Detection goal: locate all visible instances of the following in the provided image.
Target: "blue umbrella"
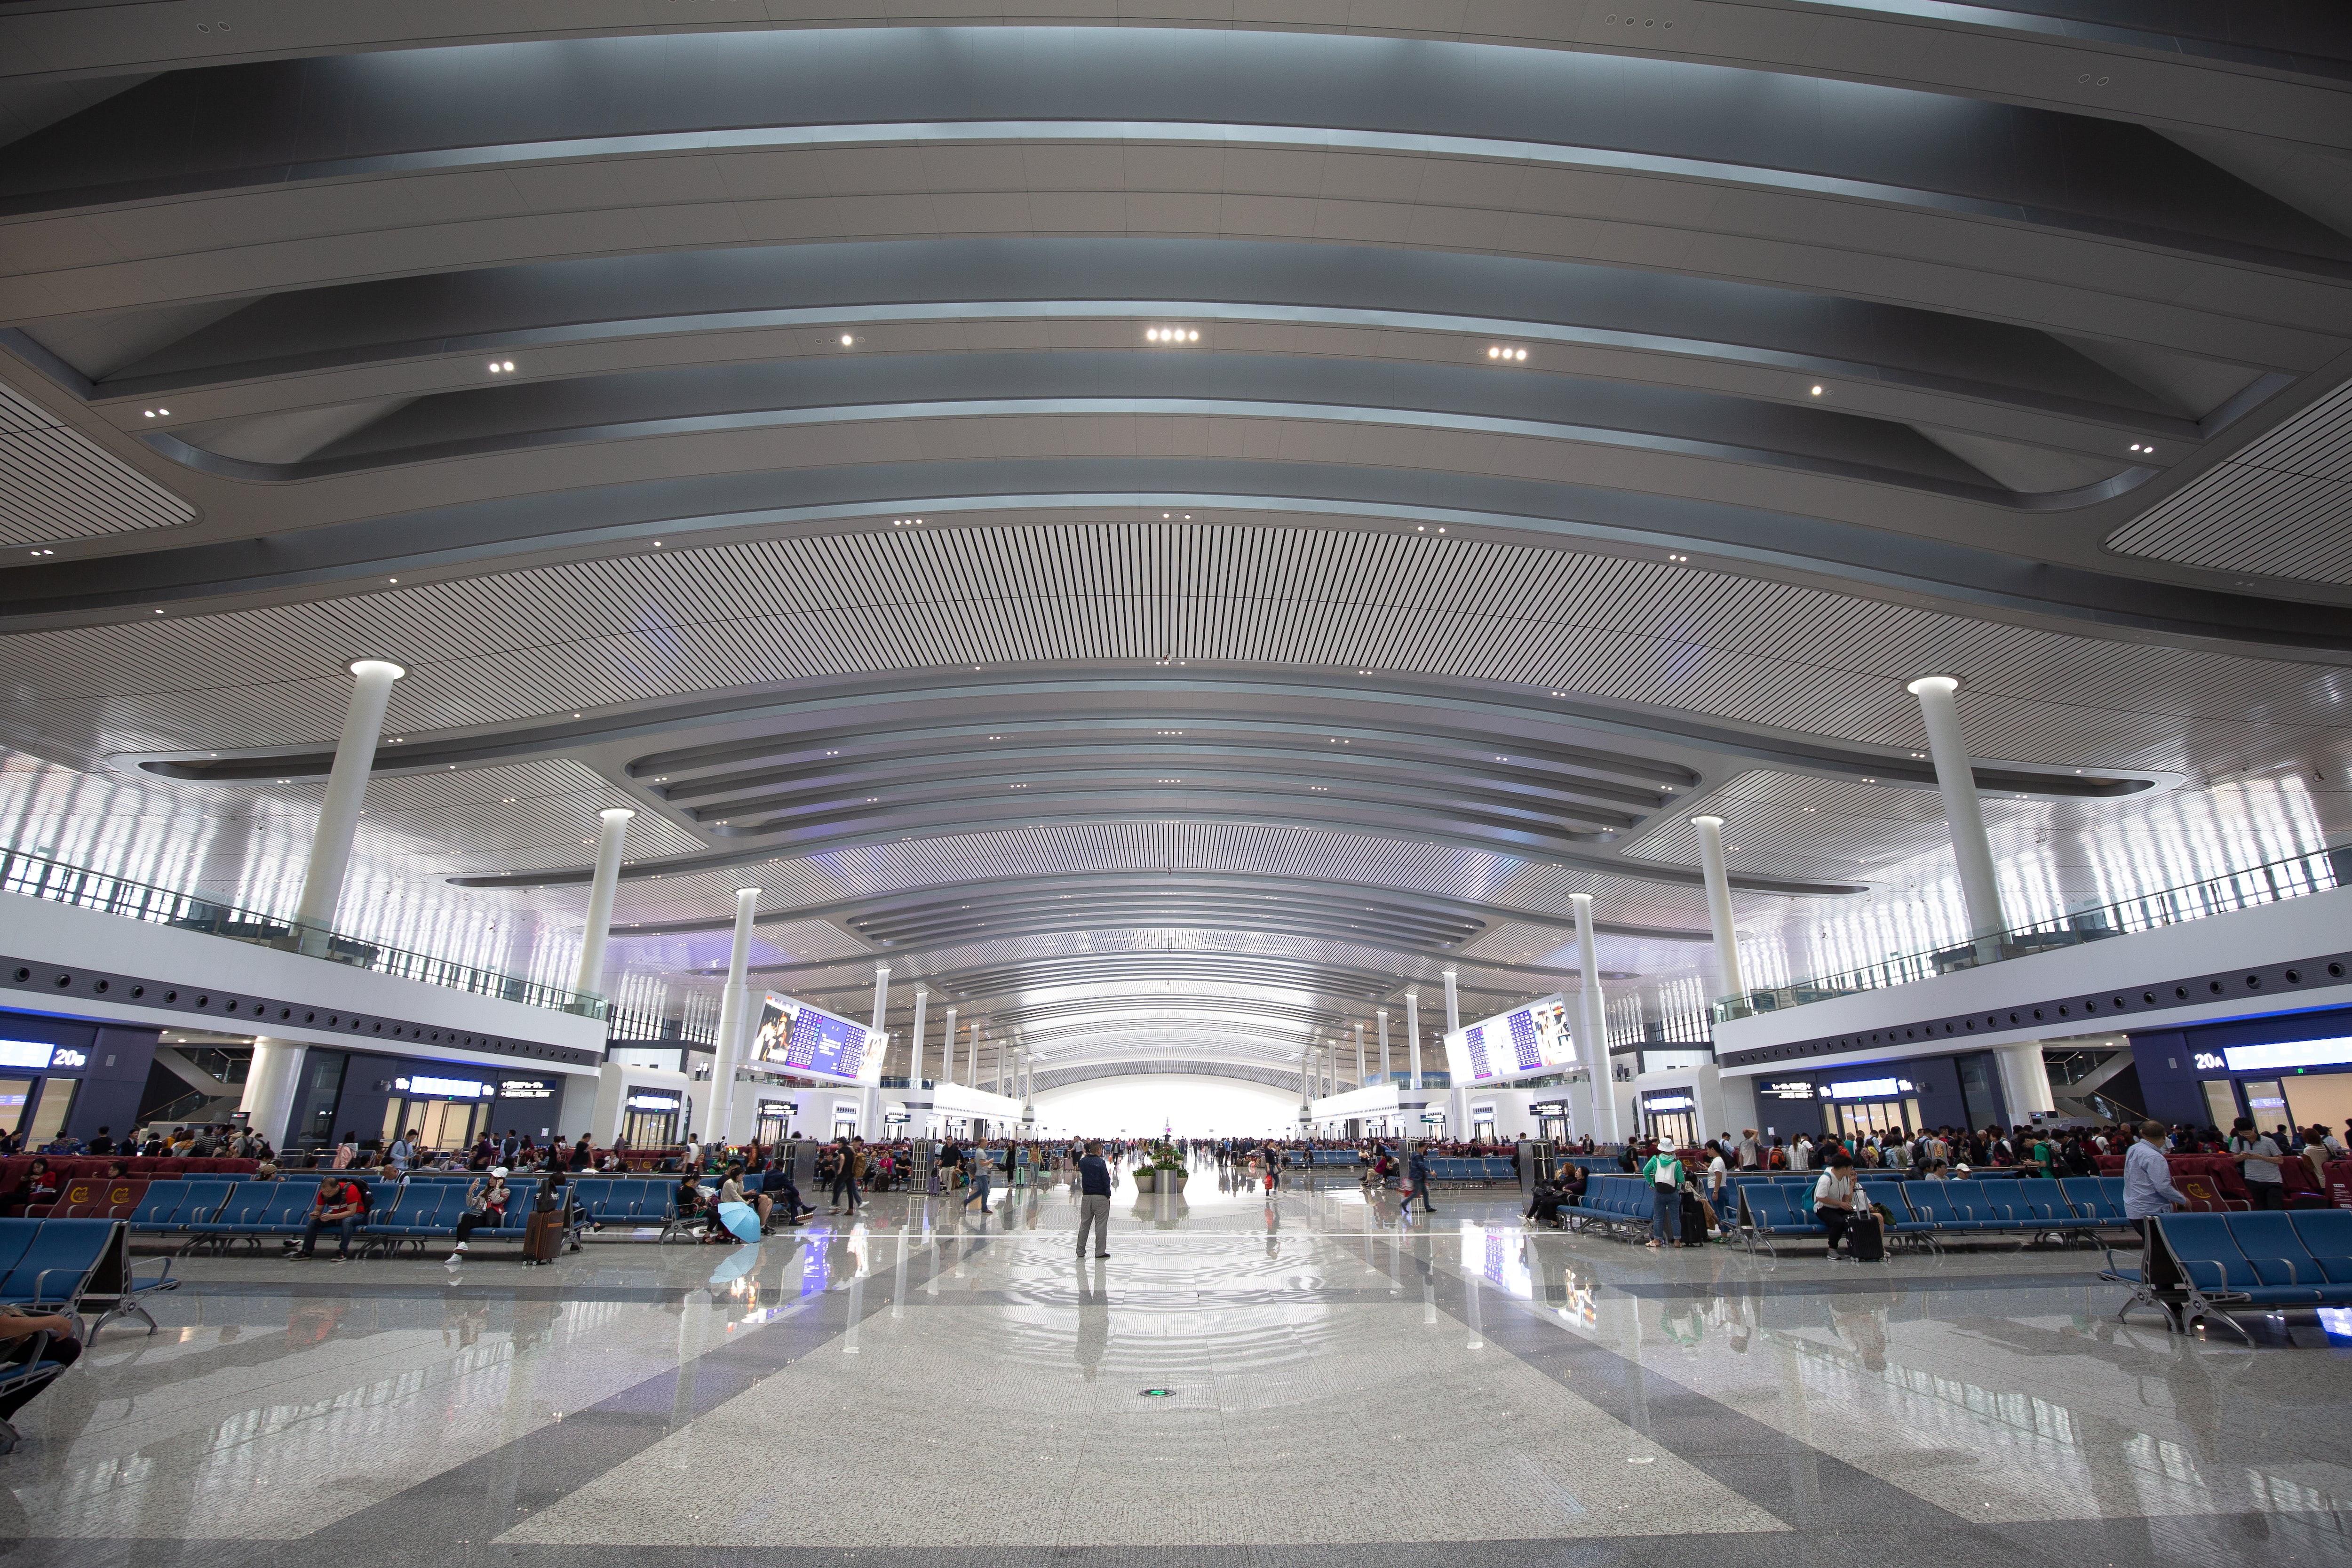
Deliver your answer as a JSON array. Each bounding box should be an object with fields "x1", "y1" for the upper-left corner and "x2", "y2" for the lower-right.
[{"x1": 715, "y1": 1200, "x2": 763, "y2": 1242}]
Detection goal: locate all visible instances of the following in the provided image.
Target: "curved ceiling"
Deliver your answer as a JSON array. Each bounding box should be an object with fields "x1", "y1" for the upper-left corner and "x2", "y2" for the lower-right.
[{"x1": 1, "y1": 2, "x2": 2348, "y2": 1085}]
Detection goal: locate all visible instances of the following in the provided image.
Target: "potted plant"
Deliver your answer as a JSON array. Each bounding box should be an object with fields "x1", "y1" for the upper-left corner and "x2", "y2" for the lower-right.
[{"x1": 1145, "y1": 1140, "x2": 1187, "y2": 1191}]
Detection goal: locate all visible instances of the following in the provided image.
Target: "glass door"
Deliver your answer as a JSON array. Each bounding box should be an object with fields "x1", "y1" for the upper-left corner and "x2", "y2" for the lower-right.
[
  {"x1": 2201, "y1": 1079, "x2": 2240, "y2": 1133},
  {"x1": 1648, "y1": 1108, "x2": 1696, "y2": 1148},
  {"x1": 2241, "y1": 1081, "x2": 2289, "y2": 1137},
  {"x1": 0, "y1": 1078, "x2": 30, "y2": 1136},
  {"x1": 24, "y1": 1078, "x2": 76, "y2": 1147},
  {"x1": 623, "y1": 1107, "x2": 677, "y2": 1148}
]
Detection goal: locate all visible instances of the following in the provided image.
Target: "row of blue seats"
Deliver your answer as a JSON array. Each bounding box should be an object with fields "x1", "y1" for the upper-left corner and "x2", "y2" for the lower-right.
[
  {"x1": 123, "y1": 1176, "x2": 689, "y2": 1254},
  {"x1": 1727, "y1": 1168, "x2": 2027, "y2": 1186},
  {"x1": 0, "y1": 1217, "x2": 175, "y2": 1339},
  {"x1": 1422, "y1": 1157, "x2": 1516, "y2": 1184},
  {"x1": 1738, "y1": 1177, "x2": 2130, "y2": 1256},
  {"x1": 1556, "y1": 1174, "x2": 1661, "y2": 1238},
  {"x1": 2106, "y1": 1210, "x2": 2352, "y2": 1338}
]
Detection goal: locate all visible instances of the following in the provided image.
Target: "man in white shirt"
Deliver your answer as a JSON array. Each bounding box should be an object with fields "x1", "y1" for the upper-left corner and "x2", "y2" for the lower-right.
[
  {"x1": 2228, "y1": 1116, "x2": 2286, "y2": 1210},
  {"x1": 1789, "y1": 1134, "x2": 1812, "y2": 1171},
  {"x1": 1736, "y1": 1130, "x2": 1762, "y2": 1170}
]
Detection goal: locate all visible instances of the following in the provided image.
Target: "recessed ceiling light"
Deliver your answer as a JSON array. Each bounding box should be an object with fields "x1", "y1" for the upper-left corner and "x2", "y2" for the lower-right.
[
  {"x1": 1810, "y1": 385, "x2": 1824, "y2": 396},
  {"x1": 840, "y1": 334, "x2": 855, "y2": 346}
]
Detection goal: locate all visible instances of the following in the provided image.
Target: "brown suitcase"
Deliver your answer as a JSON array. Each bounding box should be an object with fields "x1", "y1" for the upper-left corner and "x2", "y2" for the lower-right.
[{"x1": 524, "y1": 1210, "x2": 565, "y2": 1265}]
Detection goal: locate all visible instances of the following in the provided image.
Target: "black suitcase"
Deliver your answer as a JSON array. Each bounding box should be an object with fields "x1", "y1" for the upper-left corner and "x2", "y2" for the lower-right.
[
  {"x1": 1845, "y1": 1209, "x2": 1885, "y2": 1262},
  {"x1": 1679, "y1": 1190, "x2": 1710, "y2": 1245}
]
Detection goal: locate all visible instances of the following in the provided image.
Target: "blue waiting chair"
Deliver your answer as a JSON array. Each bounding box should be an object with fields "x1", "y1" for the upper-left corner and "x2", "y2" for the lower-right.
[{"x1": 1736, "y1": 1183, "x2": 1827, "y2": 1258}]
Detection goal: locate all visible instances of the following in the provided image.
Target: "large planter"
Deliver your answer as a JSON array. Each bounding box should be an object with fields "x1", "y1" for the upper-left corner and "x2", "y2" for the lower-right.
[{"x1": 1133, "y1": 1168, "x2": 1157, "y2": 1193}]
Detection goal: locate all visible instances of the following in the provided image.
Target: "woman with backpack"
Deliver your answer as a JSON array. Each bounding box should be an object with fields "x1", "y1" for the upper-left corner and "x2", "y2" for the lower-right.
[{"x1": 1640, "y1": 1146, "x2": 1683, "y2": 1247}]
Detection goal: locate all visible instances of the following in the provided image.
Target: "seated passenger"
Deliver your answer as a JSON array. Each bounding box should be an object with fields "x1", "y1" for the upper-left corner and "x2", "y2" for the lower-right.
[
  {"x1": 284, "y1": 1175, "x2": 368, "y2": 1261},
  {"x1": 716, "y1": 1162, "x2": 773, "y2": 1235},
  {"x1": 1523, "y1": 1183, "x2": 1566, "y2": 1228},
  {"x1": 8, "y1": 1159, "x2": 60, "y2": 1215},
  {"x1": 446, "y1": 1170, "x2": 511, "y2": 1264},
  {"x1": 1813, "y1": 1156, "x2": 1859, "y2": 1254},
  {"x1": 0, "y1": 1303, "x2": 80, "y2": 1441}
]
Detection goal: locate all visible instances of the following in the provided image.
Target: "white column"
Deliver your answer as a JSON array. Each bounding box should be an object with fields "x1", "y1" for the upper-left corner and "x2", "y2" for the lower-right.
[
  {"x1": 1573, "y1": 892, "x2": 1619, "y2": 1144},
  {"x1": 968, "y1": 1017, "x2": 981, "y2": 1090},
  {"x1": 697, "y1": 887, "x2": 759, "y2": 1146},
  {"x1": 941, "y1": 1005, "x2": 957, "y2": 1085},
  {"x1": 1694, "y1": 1063, "x2": 1727, "y2": 1145},
  {"x1": 572, "y1": 807, "x2": 634, "y2": 998},
  {"x1": 1688, "y1": 814, "x2": 1748, "y2": 1002},
  {"x1": 1908, "y1": 675, "x2": 2008, "y2": 950},
  {"x1": 589, "y1": 1062, "x2": 626, "y2": 1144},
  {"x1": 236, "y1": 1037, "x2": 306, "y2": 1147},
  {"x1": 1354, "y1": 1022, "x2": 1366, "y2": 1088},
  {"x1": 864, "y1": 966, "x2": 890, "y2": 1133},
  {"x1": 1376, "y1": 1010, "x2": 1391, "y2": 1081},
  {"x1": 1405, "y1": 990, "x2": 1422, "y2": 1093},
  {"x1": 910, "y1": 987, "x2": 930, "y2": 1085},
  {"x1": 1997, "y1": 1043, "x2": 2057, "y2": 1123},
  {"x1": 292, "y1": 659, "x2": 404, "y2": 947},
  {"x1": 1442, "y1": 968, "x2": 1467, "y2": 1137}
]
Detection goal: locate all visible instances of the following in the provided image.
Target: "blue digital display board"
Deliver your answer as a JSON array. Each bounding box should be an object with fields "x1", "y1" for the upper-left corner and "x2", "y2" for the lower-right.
[
  {"x1": 1443, "y1": 994, "x2": 1577, "y2": 1085},
  {"x1": 751, "y1": 992, "x2": 884, "y2": 1085}
]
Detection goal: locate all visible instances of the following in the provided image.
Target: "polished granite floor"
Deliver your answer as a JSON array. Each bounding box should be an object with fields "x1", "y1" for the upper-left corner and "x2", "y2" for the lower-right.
[{"x1": 4, "y1": 1167, "x2": 2348, "y2": 1567}]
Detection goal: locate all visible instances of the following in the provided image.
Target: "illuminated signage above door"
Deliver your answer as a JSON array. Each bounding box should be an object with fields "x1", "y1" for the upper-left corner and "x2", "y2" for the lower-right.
[{"x1": 2221, "y1": 1037, "x2": 2352, "y2": 1073}]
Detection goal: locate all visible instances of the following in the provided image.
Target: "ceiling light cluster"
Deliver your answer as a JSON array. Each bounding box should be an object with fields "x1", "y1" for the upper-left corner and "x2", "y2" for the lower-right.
[
  {"x1": 141, "y1": 407, "x2": 170, "y2": 418},
  {"x1": 1486, "y1": 346, "x2": 1528, "y2": 361},
  {"x1": 890, "y1": 517, "x2": 926, "y2": 527},
  {"x1": 2129, "y1": 442, "x2": 2156, "y2": 454},
  {"x1": 486, "y1": 360, "x2": 516, "y2": 374},
  {"x1": 26, "y1": 548, "x2": 55, "y2": 557},
  {"x1": 1667, "y1": 552, "x2": 1689, "y2": 562},
  {"x1": 1146, "y1": 327, "x2": 1200, "y2": 343}
]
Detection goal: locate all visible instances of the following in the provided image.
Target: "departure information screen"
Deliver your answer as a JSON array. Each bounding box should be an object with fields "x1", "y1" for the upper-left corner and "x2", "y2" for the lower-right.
[
  {"x1": 752, "y1": 992, "x2": 884, "y2": 1085},
  {"x1": 1443, "y1": 994, "x2": 1577, "y2": 1084}
]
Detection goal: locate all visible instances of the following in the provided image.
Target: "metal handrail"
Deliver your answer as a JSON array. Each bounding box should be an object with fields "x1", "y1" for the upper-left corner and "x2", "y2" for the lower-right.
[
  {"x1": 1713, "y1": 846, "x2": 2342, "y2": 1024},
  {"x1": 0, "y1": 846, "x2": 607, "y2": 1019}
]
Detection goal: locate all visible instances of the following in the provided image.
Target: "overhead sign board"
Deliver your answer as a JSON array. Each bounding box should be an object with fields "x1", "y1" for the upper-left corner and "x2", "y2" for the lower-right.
[
  {"x1": 2222, "y1": 1037, "x2": 2352, "y2": 1073},
  {"x1": 1442, "y1": 994, "x2": 1578, "y2": 1086},
  {"x1": 752, "y1": 991, "x2": 886, "y2": 1086},
  {"x1": 0, "y1": 1041, "x2": 55, "y2": 1071}
]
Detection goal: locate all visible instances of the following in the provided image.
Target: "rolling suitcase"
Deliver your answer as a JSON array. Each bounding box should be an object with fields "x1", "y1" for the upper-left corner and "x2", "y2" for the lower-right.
[
  {"x1": 1678, "y1": 1189, "x2": 1710, "y2": 1245},
  {"x1": 1844, "y1": 1209, "x2": 1885, "y2": 1262},
  {"x1": 523, "y1": 1209, "x2": 565, "y2": 1266}
]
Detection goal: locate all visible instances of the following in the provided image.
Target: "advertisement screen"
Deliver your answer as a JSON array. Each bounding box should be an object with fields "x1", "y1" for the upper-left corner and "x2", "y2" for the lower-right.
[
  {"x1": 1442, "y1": 994, "x2": 1577, "y2": 1086},
  {"x1": 751, "y1": 991, "x2": 885, "y2": 1085}
]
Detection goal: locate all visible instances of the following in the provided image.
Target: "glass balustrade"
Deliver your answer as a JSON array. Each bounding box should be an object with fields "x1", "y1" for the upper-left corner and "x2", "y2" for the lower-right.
[
  {"x1": 0, "y1": 845, "x2": 606, "y2": 1019},
  {"x1": 1713, "y1": 846, "x2": 2341, "y2": 1024}
]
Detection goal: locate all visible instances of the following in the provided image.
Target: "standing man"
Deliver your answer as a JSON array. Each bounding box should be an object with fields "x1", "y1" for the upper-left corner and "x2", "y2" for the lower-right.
[
  {"x1": 2227, "y1": 1116, "x2": 2287, "y2": 1210},
  {"x1": 387, "y1": 1128, "x2": 418, "y2": 1174},
  {"x1": 2124, "y1": 1119, "x2": 2187, "y2": 1240},
  {"x1": 1735, "y1": 1128, "x2": 1761, "y2": 1170},
  {"x1": 2123, "y1": 1119, "x2": 2188, "y2": 1289},
  {"x1": 1075, "y1": 1140, "x2": 1113, "y2": 1258}
]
